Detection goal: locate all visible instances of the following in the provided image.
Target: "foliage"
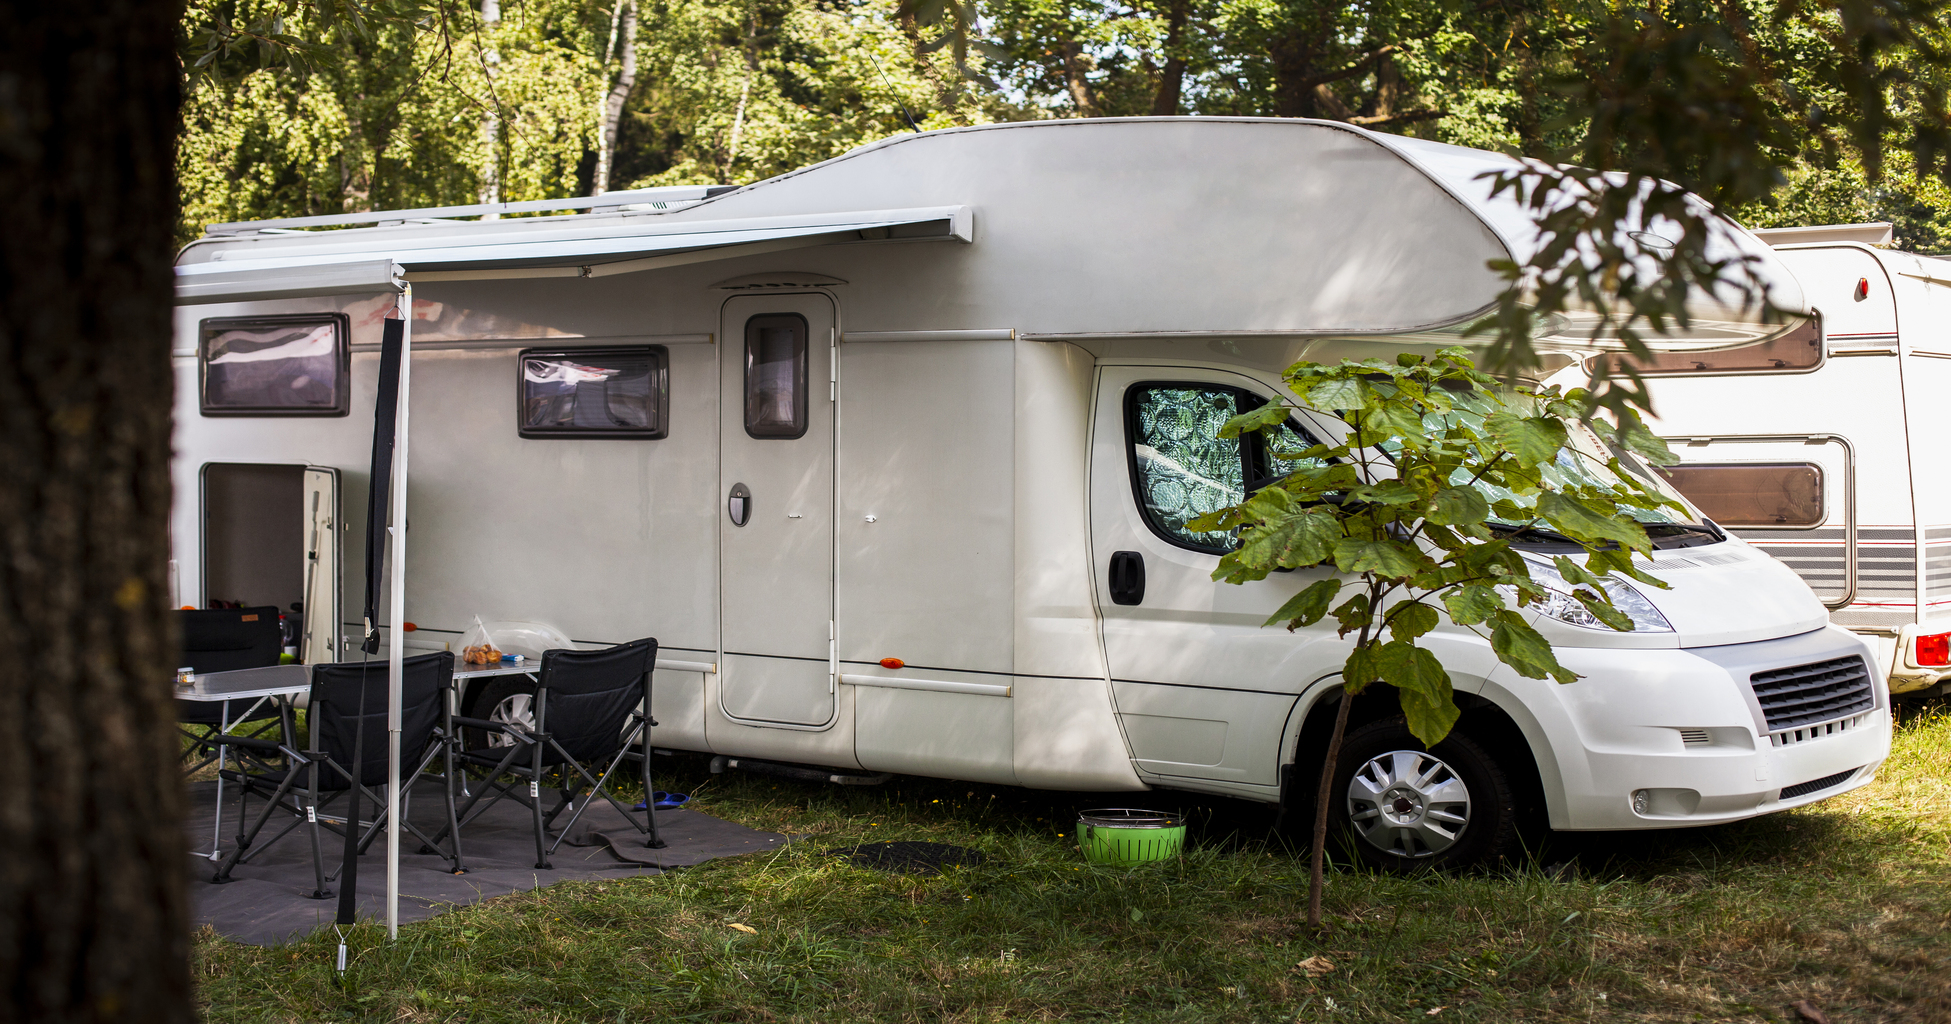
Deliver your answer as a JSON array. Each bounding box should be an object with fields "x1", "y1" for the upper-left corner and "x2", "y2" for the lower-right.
[
  {"x1": 175, "y1": 0, "x2": 992, "y2": 241},
  {"x1": 1460, "y1": 0, "x2": 1951, "y2": 421},
  {"x1": 1190, "y1": 348, "x2": 1679, "y2": 748}
]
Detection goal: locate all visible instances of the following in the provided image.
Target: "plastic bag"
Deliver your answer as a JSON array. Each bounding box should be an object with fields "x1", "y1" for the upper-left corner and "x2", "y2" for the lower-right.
[{"x1": 459, "y1": 616, "x2": 503, "y2": 665}]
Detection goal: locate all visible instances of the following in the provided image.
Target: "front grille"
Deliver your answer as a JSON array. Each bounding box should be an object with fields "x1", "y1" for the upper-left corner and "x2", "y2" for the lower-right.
[
  {"x1": 1749, "y1": 656, "x2": 1875, "y2": 732},
  {"x1": 1779, "y1": 767, "x2": 1861, "y2": 800}
]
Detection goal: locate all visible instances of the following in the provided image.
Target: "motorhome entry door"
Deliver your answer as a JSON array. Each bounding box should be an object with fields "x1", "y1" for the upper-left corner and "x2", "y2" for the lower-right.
[
  {"x1": 718, "y1": 293, "x2": 838, "y2": 727},
  {"x1": 300, "y1": 467, "x2": 340, "y2": 664}
]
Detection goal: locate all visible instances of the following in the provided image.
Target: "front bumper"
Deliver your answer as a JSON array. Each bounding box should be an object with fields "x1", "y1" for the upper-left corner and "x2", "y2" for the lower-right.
[{"x1": 1483, "y1": 625, "x2": 1892, "y2": 831}]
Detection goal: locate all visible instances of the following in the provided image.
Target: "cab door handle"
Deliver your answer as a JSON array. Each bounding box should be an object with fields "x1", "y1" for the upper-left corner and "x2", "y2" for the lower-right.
[{"x1": 1108, "y1": 550, "x2": 1146, "y2": 606}]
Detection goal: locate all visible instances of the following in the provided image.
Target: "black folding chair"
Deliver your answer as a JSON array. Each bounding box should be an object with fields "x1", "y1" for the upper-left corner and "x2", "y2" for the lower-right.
[
  {"x1": 176, "y1": 607, "x2": 286, "y2": 774},
  {"x1": 445, "y1": 638, "x2": 663, "y2": 869},
  {"x1": 212, "y1": 652, "x2": 464, "y2": 895}
]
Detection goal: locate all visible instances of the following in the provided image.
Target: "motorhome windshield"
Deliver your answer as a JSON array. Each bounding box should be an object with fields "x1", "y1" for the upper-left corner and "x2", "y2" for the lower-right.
[{"x1": 1384, "y1": 390, "x2": 1717, "y2": 547}]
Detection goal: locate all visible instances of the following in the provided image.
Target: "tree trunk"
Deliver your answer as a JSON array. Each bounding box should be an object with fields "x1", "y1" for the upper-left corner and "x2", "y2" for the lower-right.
[
  {"x1": 0, "y1": 2, "x2": 194, "y2": 1022},
  {"x1": 593, "y1": 0, "x2": 638, "y2": 195},
  {"x1": 1308, "y1": 594, "x2": 1375, "y2": 931},
  {"x1": 1149, "y1": 0, "x2": 1189, "y2": 116},
  {"x1": 1307, "y1": 680, "x2": 1353, "y2": 930},
  {"x1": 479, "y1": 0, "x2": 503, "y2": 211},
  {"x1": 1062, "y1": 41, "x2": 1100, "y2": 117}
]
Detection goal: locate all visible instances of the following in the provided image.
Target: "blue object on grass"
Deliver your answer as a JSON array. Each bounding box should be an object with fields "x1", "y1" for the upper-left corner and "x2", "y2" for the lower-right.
[{"x1": 634, "y1": 791, "x2": 689, "y2": 811}]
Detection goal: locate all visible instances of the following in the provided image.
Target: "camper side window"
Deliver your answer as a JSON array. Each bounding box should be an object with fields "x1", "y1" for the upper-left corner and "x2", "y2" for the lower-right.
[
  {"x1": 744, "y1": 314, "x2": 808, "y2": 439},
  {"x1": 1599, "y1": 318, "x2": 1823, "y2": 375},
  {"x1": 517, "y1": 346, "x2": 668, "y2": 439},
  {"x1": 1653, "y1": 462, "x2": 1825, "y2": 527},
  {"x1": 199, "y1": 314, "x2": 350, "y2": 417}
]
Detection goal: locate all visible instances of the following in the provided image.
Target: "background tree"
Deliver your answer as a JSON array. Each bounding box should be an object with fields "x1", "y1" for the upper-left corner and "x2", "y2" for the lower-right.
[{"x1": 0, "y1": 1, "x2": 195, "y2": 1021}]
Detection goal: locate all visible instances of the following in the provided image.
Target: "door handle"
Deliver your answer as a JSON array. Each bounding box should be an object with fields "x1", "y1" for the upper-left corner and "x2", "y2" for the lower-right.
[
  {"x1": 1108, "y1": 550, "x2": 1146, "y2": 606},
  {"x1": 728, "y1": 482, "x2": 751, "y2": 527}
]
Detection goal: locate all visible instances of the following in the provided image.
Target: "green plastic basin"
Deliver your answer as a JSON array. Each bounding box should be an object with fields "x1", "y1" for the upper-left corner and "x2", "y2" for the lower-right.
[{"x1": 1077, "y1": 808, "x2": 1185, "y2": 866}]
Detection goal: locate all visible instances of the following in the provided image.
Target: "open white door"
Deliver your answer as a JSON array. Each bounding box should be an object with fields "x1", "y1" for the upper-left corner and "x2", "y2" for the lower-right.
[{"x1": 301, "y1": 466, "x2": 340, "y2": 664}]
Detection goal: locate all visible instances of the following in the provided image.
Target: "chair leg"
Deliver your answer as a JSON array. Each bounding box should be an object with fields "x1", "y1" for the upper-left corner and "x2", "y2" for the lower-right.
[
  {"x1": 442, "y1": 732, "x2": 466, "y2": 873},
  {"x1": 213, "y1": 773, "x2": 302, "y2": 883},
  {"x1": 640, "y1": 725, "x2": 664, "y2": 850},
  {"x1": 304, "y1": 759, "x2": 330, "y2": 898},
  {"x1": 531, "y1": 741, "x2": 550, "y2": 870}
]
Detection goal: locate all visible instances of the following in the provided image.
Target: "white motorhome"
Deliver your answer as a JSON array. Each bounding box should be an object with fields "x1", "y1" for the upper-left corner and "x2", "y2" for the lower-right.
[
  {"x1": 170, "y1": 118, "x2": 1890, "y2": 868},
  {"x1": 1633, "y1": 222, "x2": 1951, "y2": 701}
]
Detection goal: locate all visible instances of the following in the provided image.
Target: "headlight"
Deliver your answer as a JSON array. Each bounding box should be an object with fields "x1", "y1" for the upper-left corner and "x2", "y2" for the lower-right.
[{"x1": 1521, "y1": 557, "x2": 1673, "y2": 633}]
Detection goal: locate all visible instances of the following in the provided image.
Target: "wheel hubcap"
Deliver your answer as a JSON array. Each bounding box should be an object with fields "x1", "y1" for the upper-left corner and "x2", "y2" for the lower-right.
[
  {"x1": 1346, "y1": 749, "x2": 1471, "y2": 858},
  {"x1": 487, "y1": 693, "x2": 534, "y2": 748}
]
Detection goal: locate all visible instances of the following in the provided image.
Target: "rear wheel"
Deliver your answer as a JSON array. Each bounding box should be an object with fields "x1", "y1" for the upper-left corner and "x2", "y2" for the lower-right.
[
  {"x1": 461, "y1": 678, "x2": 537, "y2": 753},
  {"x1": 1330, "y1": 716, "x2": 1517, "y2": 871}
]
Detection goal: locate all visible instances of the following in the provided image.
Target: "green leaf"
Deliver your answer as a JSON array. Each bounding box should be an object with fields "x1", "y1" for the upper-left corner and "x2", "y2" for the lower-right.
[
  {"x1": 1373, "y1": 641, "x2": 1459, "y2": 746},
  {"x1": 1330, "y1": 593, "x2": 1372, "y2": 638},
  {"x1": 1307, "y1": 376, "x2": 1366, "y2": 412},
  {"x1": 1486, "y1": 412, "x2": 1569, "y2": 466},
  {"x1": 1237, "y1": 506, "x2": 1340, "y2": 570},
  {"x1": 1550, "y1": 555, "x2": 1604, "y2": 589},
  {"x1": 1386, "y1": 601, "x2": 1441, "y2": 642},
  {"x1": 1489, "y1": 612, "x2": 1579, "y2": 684},
  {"x1": 1332, "y1": 537, "x2": 1427, "y2": 578},
  {"x1": 1427, "y1": 486, "x2": 1490, "y2": 526},
  {"x1": 1264, "y1": 578, "x2": 1344, "y2": 629},
  {"x1": 1361, "y1": 400, "x2": 1428, "y2": 443},
  {"x1": 1609, "y1": 414, "x2": 1678, "y2": 467},
  {"x1": 1348, "y1": 480, "x2": 1421, "y2": 506},
  {"x1": 1573, "y1": 590, "x2": 1635, "y2": 631},
  {"x1": 1342, "y1": 643, "x2": 1380, "y2": 688},
  {"x1": 1535, "y1": 492, "x2": 1649, "y2": 550},
  {"x1": 1219, "y1": 402, "x2": 1291, "y2": 439},
  {"x1": 1442, "y1": 584, "x2": 1504, "y2": 625}
]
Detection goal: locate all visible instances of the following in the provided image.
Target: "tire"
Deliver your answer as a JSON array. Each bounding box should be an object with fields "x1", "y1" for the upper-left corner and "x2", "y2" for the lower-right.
[
  {"x1": 461, "y1": 677, "x2": 538, "y2": 754},
  {"x1": 1328, "y1": 716, "x2": 1518, "y2": 871}
]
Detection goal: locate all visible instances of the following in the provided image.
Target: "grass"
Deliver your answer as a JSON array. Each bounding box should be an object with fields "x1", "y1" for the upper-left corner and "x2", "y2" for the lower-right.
[{"x1": 194, "y1": 702, "x2": 1951, "y2": 1023}]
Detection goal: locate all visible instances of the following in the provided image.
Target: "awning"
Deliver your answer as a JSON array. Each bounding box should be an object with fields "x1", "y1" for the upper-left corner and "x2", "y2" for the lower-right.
[
  {"x1": 174, "y1": 206, "x2": 971, "y2": 305},
  {"x1": 173, "y1": 259, "x2": 405, "y2": 307}
]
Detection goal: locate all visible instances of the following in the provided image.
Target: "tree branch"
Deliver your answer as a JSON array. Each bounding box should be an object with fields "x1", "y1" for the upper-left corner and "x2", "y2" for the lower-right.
[{"x1": 1289, "y1": 44, "x2": 1399, "y2": 91}]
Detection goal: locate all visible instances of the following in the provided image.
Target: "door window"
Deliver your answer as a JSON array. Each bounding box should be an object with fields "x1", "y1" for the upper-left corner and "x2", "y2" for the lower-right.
[
  {"x1": 1126, "y1": 383, "x2": 1325, "y2": 553},
  {"x1": 743, "y1": 314, "x2": 808, "y2": 439}
]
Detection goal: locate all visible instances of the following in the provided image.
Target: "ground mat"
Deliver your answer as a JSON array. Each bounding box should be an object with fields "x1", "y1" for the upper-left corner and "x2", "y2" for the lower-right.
[
  {"x1": 829, "y1": 841, "x2": 988, "y2": 875},
  {"x1": 185, "y1": 776, "x2": 785, "y2": 946}
]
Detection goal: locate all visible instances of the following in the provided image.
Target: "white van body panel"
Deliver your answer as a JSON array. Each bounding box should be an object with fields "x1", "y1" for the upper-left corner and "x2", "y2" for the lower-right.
[{"x1": 171, "y1": 118, "x2": 1881, "y2": 833}]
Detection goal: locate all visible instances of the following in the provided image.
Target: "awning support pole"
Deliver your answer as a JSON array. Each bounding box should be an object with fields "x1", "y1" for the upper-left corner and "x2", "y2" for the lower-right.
[{"x1": 386, "y1": 283, "x2": 412, "y2": 940}]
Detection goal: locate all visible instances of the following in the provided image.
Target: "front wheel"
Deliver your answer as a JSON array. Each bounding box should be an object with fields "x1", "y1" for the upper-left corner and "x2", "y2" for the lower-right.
[{"x1": 1329, "y1": 716, "x2": 1518, "y2": 871}]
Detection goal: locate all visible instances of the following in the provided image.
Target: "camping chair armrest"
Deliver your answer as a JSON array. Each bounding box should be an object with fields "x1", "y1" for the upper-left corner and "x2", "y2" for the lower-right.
[
  {"x1": 214, "y1": 734, "x2": 284, "y2": 755},
  {"x1": 451, "y1": 715, "x2": 542, "y2": 742}
]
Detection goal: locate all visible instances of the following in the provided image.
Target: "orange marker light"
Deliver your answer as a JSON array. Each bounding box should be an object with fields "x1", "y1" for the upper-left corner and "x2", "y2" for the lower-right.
[
  {"x1": 402, "y1": 621, "x2": 418, "y2": 632},
  {"x1": 879, "y1": 658, "x2": 905, "y2": 670}
]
